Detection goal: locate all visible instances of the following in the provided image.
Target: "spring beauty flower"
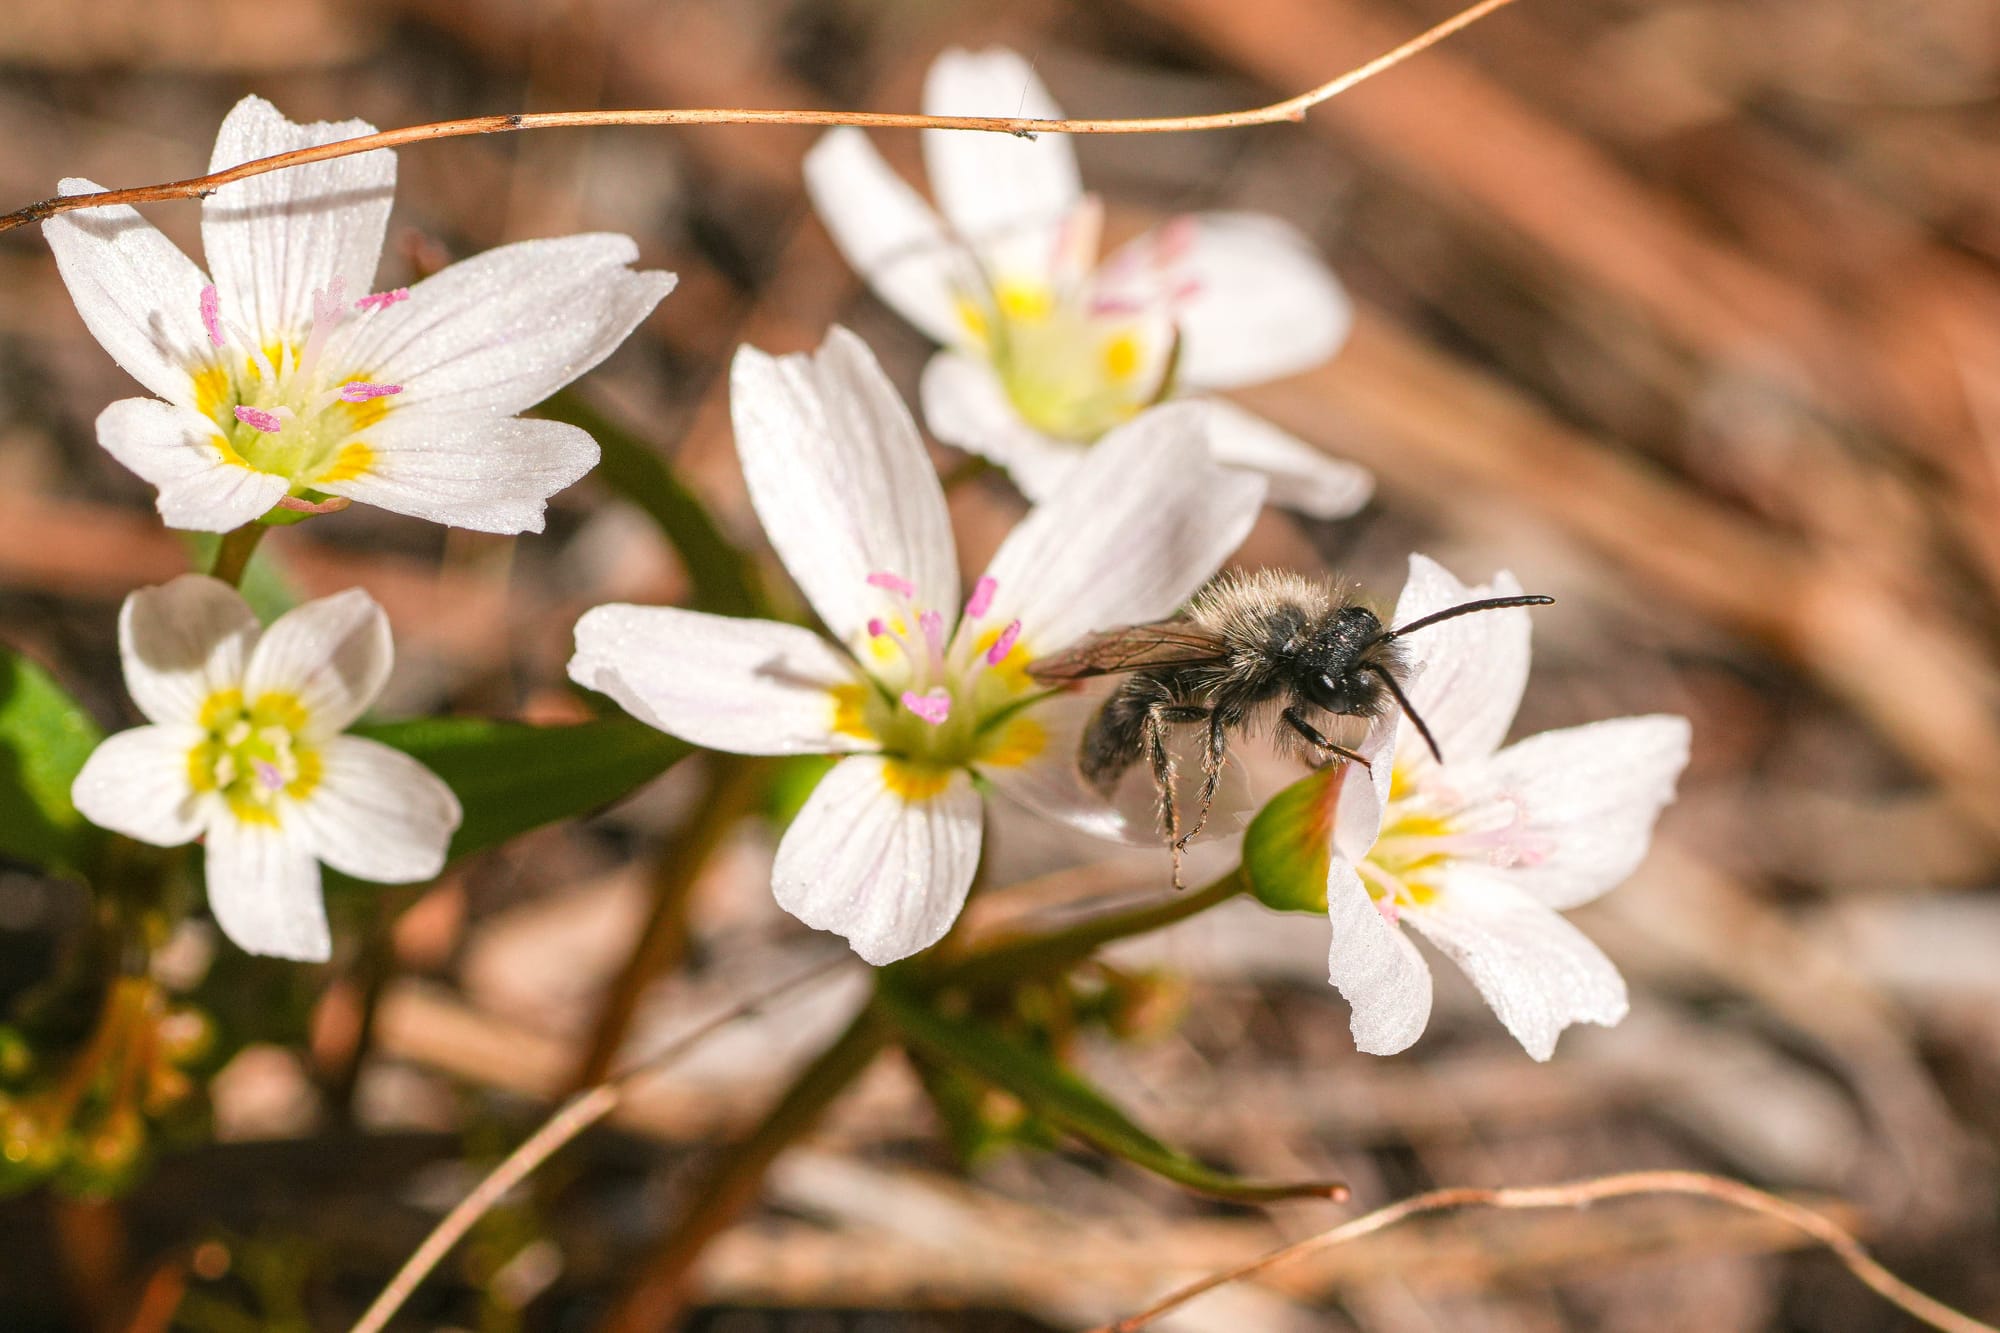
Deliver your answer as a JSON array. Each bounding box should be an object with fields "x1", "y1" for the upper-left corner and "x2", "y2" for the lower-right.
[
  {"x1": 1323, "y1": 555, "x2": 1690, "y2": 1059},
  {"x1": 43, "y1": 96, "x2": 674, "y2": 533},
  {"x1": 569, "y1": 327, "x2": 1264, "y2": 964},
  {"x1": 803, "y1": 47, "x2": 1369, "y2": 520},
  {"x1": 71, "y1": 576, "x2": 461, "y2": 962}
]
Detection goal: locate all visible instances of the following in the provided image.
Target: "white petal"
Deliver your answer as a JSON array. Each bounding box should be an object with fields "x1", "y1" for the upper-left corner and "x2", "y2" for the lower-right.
[
  {"x1": 920, "y1": 48, "x2": 1081, "y2": 283},
  {"x1": 1402, "y1": 877, "x2": 1628, "y2": 1061},
  {"x1": 43, "y1": 179, "x2": 214, "y2": 406},
  {"x1": 70, "y1": 725, "x2": 208, "y2": 847},
  {"x1": 97, "y1": 398, "x2": 289, "y2": 532},
  {"x1": 1390, "y1": 554, "x2": 1533, "y2": 771},
  {"x1": 976, "y1": 402, "x2": 1265, "y2": 654},
  {"x1": 1201, "y1": 399, "x2": 1373, "y2": 520},
  {"x1": 328, "y1": 234, "x2": 674, "y2": 421},
  {"x1": 318, "y1": 415, "x2": 598, "y2": 535},
  {"x1": 1098, "y1": 213, "x2": 1351, "y2": 390},
  {"x1": 803, "y1": 129, "x2": 971, "y2": 347},
  {"x1": 918, "y1": 351, "x2": 1086, "y2": 504},
  {"x1": 772, "y1": 754, "x2": 983, "y2": 965},
  {"x1": 203, "y1": 815, "x2": 330, "y2": 962},
  {"x1": 1458, "y1": 715, "x2": 1691, "y2": 910},
  {"x1": 119, "y1": 575, "x2": 260, "y2": 726},
  {"x1": 732, "y1": 329, "x2": 958, "y2": 650},
  {"x1": 201, "y1": 96, "x2": 395, "y2": 341},
  {"x1": 569, "y1": 605, "x2": 875, "y2": 756},
  {"x1": 1331, "y1": 713, "x2": 1400, "y2": 864},
  {"x1": 293, "y1": 735, "x2": 461, "y2": 883},
  {"x1": 977, "y1": 685, "x2": 1135, "y2": 842},
  {"x1": 243, "y1": 588, "x2": 392, "y2": 736},
  {"x1": 1325, "y1": 857, "x2": 1433, "y2": 1055}
]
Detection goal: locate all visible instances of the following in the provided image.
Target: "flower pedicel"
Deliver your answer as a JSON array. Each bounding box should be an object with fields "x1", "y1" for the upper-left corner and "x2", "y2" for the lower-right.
[
  {"x1": 71, "y1": 576, "x2": 461, "y2": 962},
  {"x1": 569, "y1": 326, "x2": 1266, "y2": 964},
  {"x1": 805, "y1": 47, "x2": 1371, "y2": 520},
  {"x1": 44, "y1": 96, "x2": 674, "y2": 534}
]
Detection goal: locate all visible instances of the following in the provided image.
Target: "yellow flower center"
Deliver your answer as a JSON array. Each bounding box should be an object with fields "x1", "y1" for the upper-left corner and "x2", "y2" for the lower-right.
[
  {"x1": 961, "y1": 280, "x2": 1169, "y2": 443},
  {"x1": 186, "y1": 688, "x2": 321, "y2": 824}
]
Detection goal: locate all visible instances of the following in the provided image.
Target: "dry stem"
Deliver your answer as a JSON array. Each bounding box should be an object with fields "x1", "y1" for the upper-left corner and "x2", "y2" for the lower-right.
[
  {"x1": 347, "y1": 952, "x2": 849, "y2": 1333},
  {"x1": 1092, "y1": 1169, "x2": 2000, "y2": 1333},
  {"x1": 0, "y1": 0, "x2": 1518, "y2": 234}
]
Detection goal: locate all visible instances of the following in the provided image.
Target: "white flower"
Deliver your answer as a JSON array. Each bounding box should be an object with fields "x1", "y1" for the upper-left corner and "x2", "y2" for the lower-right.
[
  {"x1": 1323, "y1": 555, "x2": 1691, "y2": 1060},
  {"x1": 803, "y1": 47, "x2": 1370, "y2": 521},
  {"x1": 71, "y1": 575, "x2": 462, "y2": 962},
  {"x1": 568, "y1": 327, "x2": 1264, "y2": 964},
  {"x1": 43, "y1": 96, "x2": 675, "y2": 534}
]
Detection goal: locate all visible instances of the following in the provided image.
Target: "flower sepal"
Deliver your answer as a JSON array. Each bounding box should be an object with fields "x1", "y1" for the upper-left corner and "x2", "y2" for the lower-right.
[{"x1": 1243, "y1": 764, "x2": 1344, "y2": 914}]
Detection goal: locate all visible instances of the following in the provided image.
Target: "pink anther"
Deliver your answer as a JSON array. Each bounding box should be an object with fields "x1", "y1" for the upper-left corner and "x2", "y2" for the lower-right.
[
  {"x1": 985, "y1": 619, "x2": 1022, "y2": 667},
  {"x1": 199, "y1": 285, "x2": 225, "y2": 348},
  {"x1": 338, "y1": 381, "x2": 403, "y2": 402},
  {"x1": 253, "y1": 759, "x2": 286, "y2": 792},
  {"x1": 354, "y1": 288, "x2": 410, "y2": 313},
  {"x1": 900, "y1": 688, "x2": 952, "y2": 726},
  {"x1": 965, "y1": 576, "x2": 997, "y2": 620},
  {"x1": 866, "y1": 571, "x2": 916, "y2": 598},
  {"x1": 234, "y1": 406, "x2": 283, "y2": 433},
  {"x1": 866, "y1": 617, "x2": 889, "y2": 639},
  {"x1": 1375, "y1": 897, "x2": 1400, "y2": 925}
]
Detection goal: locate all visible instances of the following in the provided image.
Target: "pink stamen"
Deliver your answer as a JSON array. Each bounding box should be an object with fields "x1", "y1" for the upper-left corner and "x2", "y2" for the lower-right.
[
  {"x1": 199, "y1": 285, "x2": 225, "y2": 348},
  {"x1": 985, "y1": 619, "x2": 1022, "y2": 667},
  {"x1": 1375, "y1": 897, "x2": 1400, "y2": 925},
  {"x1": 965, "y1": 576, "x2": 997, "y2": 621},
  {"x1": 900, "y1": 688, "x2": 952, "y2": 726},
  {"x1": 253, "y1": 759, "x2": 285, "y2": 792},
  {"x1": 866, "y1": 571, "x2": 916, "y2": 598},
  {"x1": 339, "y1": 381, "x2": 403, "y2": 402},
  {"x1": 866, "y1": 617, "x2": 888, "y2": 639},
  {"x1": 919, "y1": 609, "x2": 946, "y2": 661},
  {"x1": 354, "y1": 288, "x2": 410, "y2": 313},
  {"x1": 234, "y1": 406, "x2": 283, "y2": 433}
]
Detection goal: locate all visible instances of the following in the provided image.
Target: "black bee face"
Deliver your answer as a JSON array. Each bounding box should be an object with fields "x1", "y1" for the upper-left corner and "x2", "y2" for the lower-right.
[{"x1": 1299, "y1": 665, "x2": 1388, "y2": 717}]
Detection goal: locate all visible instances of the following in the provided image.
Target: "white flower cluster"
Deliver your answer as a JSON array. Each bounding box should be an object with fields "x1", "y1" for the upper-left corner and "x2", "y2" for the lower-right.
[{"x1": 50, "y1": 57, "x2": 1689, "y2": 1060}]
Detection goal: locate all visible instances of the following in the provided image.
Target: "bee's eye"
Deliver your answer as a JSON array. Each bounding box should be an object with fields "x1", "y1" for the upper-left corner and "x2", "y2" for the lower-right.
[{"x1": 1304, "y1": 671, "x2": 1349, "y2": 712}]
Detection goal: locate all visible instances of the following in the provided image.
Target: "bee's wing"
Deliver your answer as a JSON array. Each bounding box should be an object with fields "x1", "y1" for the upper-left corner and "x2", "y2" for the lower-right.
[{"x1": 1027, "y1": 622, "x2": 1232, "y2": 682}]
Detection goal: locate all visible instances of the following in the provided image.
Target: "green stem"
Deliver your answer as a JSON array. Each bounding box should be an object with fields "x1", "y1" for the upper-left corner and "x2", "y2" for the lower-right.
[
  {"x1": 205, "y1": 524, "x2": 266, "y2": 588},
  {"x1": 601, "y1": 1007, "x2": 888, "y2": 1332},
  {"x1": 918, "y1": 867, "x2": 1247, "y2": 993}
]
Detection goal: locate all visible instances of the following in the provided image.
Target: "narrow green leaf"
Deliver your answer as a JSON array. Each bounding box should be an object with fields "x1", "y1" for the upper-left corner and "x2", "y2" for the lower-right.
[
  {"x1": 540, "y1": 391, "x2": 765, "y2": 619},
  {"x1": 878, "y1": 984, "x2": 1344, "y2": 1203},
  {"x1": 353, "y1": 716, "x2": 690, "y2": 860},
  {"x1": 0, "y1": 650, "x2": 104, "y2": 877},
  {"x1": 1243, "y1": 765, "x2": 1343, "y2": 914}
]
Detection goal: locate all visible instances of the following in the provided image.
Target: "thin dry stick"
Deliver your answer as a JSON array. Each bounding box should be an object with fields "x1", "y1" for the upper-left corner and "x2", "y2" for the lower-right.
[
  {"x1": 1092, "y1": 1169, "x2": 2000, "y2": 1333},
  {"x1": 0, "y1": 0, "x2": 1518, "y2": 234},
  {"x1": 347, "y1": 953, "x2": 849, "y2": 1333}
]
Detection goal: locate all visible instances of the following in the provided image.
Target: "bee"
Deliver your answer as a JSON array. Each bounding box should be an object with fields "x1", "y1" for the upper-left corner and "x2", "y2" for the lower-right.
[{"x1": 1027, "y1": 570, "x2": 1554, "y2": 882}]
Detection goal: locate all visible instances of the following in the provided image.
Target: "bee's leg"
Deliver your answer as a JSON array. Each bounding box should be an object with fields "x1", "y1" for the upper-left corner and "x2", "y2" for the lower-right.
[
  {"x1": 1281, "y1": 707, "x2": 1370, "y2": 769},
  {"x1": 1145, "y1": 701, "x2": 1212, "y2": 888},
  {"x1": 1175, "y1": 710, "x2": 1231, "y2": 855}
]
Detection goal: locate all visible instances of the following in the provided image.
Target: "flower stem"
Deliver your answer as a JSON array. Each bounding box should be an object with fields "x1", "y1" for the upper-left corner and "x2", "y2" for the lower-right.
[
  {"x1": 919, "y1": 866, "x2": 1248, "y2": 993},
  {"x1": 205, "y1": 524, "x2": 266, "y2": 588},
  {"x1": 599, "y1": 1006, "x2": 888, "y2": 1332}
]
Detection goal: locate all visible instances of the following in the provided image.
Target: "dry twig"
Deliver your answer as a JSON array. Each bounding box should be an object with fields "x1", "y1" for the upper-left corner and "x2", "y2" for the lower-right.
[{"x1": 1091, "y1": 1170, "x2": 2000, "y2": 1333}]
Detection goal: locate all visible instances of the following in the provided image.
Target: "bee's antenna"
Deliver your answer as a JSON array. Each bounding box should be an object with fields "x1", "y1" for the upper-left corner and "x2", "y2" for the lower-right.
[
  {"x1": 1364, "y1": 663, "x2": 1444, "y2": 763},
  {"x1": 1381, "y1": 594, "x2": 1554, "y2": 643}
]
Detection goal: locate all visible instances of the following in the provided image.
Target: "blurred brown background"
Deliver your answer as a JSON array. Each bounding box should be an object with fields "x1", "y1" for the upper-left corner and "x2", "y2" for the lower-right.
[{"x1": 3, "y1": 0, "x2": 2000, "y2": 1328}]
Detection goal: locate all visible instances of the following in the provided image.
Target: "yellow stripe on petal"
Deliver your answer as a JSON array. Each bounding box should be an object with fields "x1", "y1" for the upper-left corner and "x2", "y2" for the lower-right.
[
  {"x1": 978, "y1": 715, "x2": 1045, "y2": 769},
  {"x1": 882, "y1": 760, "x2": 951, "y2": 802},
  {"x1": 829, "y1": 683, "x2": 876, "y2": 743},
  {"x1": 192, "y1": 366, "x2": 234, "y2": 422},
  {"x1": 318, "y1": 441, "x2": 374, "y2": 484},
  {"x1": 1101, "y1": 332, "x2": 1141, "y2": 382}
]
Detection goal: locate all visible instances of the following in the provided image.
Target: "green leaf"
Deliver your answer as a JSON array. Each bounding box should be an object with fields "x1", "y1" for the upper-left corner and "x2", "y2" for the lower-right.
[
  {"x1": 878, "y1": 984, "x2": 1344, "y2": 1203},
  {"x1": 540, "y1": 391, "x2": 765, "y2": 619},
  {"x1": 1243, "y1": 765, "x2": 1344, "y2": 914},
  {"x1": 0, "y1": 650, "x2": 104, "y2": 877},
  {"x1": 353, "y1": 717, "x2": 691, "y2": 860}
]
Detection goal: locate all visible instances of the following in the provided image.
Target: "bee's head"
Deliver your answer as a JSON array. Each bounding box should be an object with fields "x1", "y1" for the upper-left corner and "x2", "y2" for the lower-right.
[{"x1": 1294, "y1": 606, "x2": 1398, "y2": 718}]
